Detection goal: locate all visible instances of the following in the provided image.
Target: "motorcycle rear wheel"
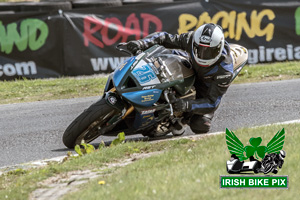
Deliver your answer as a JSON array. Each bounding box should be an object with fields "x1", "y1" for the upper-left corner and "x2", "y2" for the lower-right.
[{"x1": 63, "y1": 98, "x2": 116, "y2": 148}]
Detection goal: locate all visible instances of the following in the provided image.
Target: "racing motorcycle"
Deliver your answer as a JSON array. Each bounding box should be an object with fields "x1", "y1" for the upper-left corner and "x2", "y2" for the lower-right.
[{"x1": 62, "y1": 43, "x2": 248, "y2": 148}]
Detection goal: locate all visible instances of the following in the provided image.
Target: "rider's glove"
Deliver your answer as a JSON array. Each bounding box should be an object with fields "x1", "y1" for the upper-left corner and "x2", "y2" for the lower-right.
[
  {"x1": 127, "y1": 40, "x2": 143, "y2": 54},
  {"x1": 172, "y1": 99, "x2": 191, "y2": 112}
]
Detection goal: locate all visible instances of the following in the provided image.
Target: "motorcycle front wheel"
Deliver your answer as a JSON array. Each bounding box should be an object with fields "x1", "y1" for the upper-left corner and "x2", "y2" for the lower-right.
[{"x1": 63, "y1": 98, "x2": 117, "y2": 148}]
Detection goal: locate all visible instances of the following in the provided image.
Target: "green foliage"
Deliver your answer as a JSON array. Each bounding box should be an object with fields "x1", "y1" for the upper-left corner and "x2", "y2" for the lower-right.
[
  {"x1": 99, "y1": 141, "x2": 106, "y2": 149},
  {"x1": 7, "y1": 168, "x2": 27, "y2": 176},
  {"x1": 127, "y1": 146, "x2": 140, "y2": 153},
  {"x1": 73, "y1": 133, "x2": 126, "y2": 158},
  {"x1": 74, "y1": 145, "x2": 83, "y2": 156},
  {"x1": 75, "y1": 140, "x2": 96, "y2": 157},
  {"x1": 175, "y1": 138, "x2": 190, "y2": 144},
  {"x1": 110, "y1": 132, "x2": 125, "y2": 146}
]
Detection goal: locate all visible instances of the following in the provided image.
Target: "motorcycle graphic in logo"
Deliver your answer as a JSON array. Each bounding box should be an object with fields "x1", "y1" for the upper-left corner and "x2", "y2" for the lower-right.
[{"x1": 225, "y1": 128, "x2": 286, "y2": 174}]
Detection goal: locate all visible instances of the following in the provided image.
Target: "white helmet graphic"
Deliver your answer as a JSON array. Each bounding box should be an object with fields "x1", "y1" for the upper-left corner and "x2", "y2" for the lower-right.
[
  {"x1": 192, "y1": 23, "x2": 225, "y2": 67},
  {"x1": 279, "y1": 150, "x2": 286, "y2": 160}
]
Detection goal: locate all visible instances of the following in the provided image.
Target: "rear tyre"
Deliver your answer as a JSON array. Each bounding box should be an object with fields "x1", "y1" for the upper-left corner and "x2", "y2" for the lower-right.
[{"x1": 63, "y1": 98, "x2": 117, "y2": 148}]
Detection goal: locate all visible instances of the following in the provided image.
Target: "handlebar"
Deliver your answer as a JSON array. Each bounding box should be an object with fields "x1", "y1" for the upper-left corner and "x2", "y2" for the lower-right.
[
  {"x1": 116, "y1": 42, "x2": 142, "y2": 56},
  {"x1": 116, "y1": 43, "x2": 133, "y2": 56}
]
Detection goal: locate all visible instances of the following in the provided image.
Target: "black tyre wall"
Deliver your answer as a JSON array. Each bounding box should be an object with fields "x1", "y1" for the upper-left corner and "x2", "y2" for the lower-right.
[
  {"x1": 0, "y1": 2, "x2": 72, "y2": 13},
  {"x1": 72, "y1": 0, "x2": 122, "y2": 9},
  {"x1": 21, "y1": 2, "x2": 72, "y2": 12},
  {"x1": 122, "y1": 0, "x2": 173, "y2": 5}
]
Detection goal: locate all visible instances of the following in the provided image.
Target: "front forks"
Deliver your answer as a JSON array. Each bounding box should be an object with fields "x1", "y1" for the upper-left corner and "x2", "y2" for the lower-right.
[
  {"x1": 105, "y1": 87, "x2": 135, "y2": 122},
  {"x1": 164, "y1": 89, "x2": 174, "y2": 117}
]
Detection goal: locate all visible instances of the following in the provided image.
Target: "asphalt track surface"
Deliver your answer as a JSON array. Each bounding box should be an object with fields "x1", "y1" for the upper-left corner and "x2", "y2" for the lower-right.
[{"x1": 0, "y1": 79, "x2": 299, "y2": 167}]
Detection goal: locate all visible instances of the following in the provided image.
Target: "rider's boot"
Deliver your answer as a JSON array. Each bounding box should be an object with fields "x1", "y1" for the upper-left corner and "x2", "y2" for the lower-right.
[{"x1": 171, "y1": 119, "x2": 185, "y2": 136}]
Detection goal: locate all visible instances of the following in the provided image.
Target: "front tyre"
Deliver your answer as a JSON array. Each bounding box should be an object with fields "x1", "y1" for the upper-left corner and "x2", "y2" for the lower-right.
[{"x1": 63, "y1": 99, "x2": 117, "y2": 148}]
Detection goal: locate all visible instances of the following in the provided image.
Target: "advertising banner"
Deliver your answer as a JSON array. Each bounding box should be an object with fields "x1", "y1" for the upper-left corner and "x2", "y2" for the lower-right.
[
  {"x1": 62, "y1": 2, "x2": 202, "y2": 76},
  {"x1": 0, "y1": 1, "x2": 300, "y2": 80},
  {"x1": 210, "y1": 0, "x2": 300, "y2": 64},
  {"x1": 0, "y1": 11, "x2": 65, "y2": 80}
]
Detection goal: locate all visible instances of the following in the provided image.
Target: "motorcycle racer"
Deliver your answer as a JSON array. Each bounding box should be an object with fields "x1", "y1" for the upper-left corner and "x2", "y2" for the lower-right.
[{"x1": 125, "y1": 23, "x2": 233, "y2": 134}]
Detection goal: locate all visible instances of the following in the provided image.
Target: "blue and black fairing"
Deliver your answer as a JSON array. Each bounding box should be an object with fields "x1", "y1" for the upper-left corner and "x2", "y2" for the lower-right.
[
  {"x1": 111, "y1": 54, "x2": 163, "y2": 130},
  {"x1": 112, "y1": 54, "x2": 163, "y2": 108},
  {"x1": 113, "y1": 57, "x2": 136, "y2": 88},
  {"x1": 103, "y1": 73, "x2": 114, "y2": 93}
]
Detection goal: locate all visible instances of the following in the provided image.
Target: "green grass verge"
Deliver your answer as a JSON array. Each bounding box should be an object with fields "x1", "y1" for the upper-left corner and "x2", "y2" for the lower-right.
[
  {"x1": 63, "y1": 124, "x2": 297, "y2": 200},
  {"x1": 234, "y1": 61, "x2": 300, "y2": 84},
  {"x1": 0, "y1": 61, "x2": 300, "y2": 105},
  {"x1": 0, "y1": 123, "x2": 298, "y2": 200},
  {"x1": 1, "y1": 61, "x2": 300, "y2": 105},
  {"x1": 0, "y1": 77, "x2": 107, "y2": 105}
]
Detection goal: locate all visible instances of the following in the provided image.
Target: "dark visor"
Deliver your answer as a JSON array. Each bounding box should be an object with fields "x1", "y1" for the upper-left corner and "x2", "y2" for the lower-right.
[{"x1": 193, "y1": 42, "x2": 221, "y2": 60}]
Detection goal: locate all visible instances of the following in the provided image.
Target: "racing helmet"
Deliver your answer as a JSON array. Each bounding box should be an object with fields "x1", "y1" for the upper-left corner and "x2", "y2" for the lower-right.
[
  {"x1": 279, "y1": 150, "x2": 286, "y2": 160},
  {"x1": 192, "y1": 23, "x2": 225, "y2": 67}
]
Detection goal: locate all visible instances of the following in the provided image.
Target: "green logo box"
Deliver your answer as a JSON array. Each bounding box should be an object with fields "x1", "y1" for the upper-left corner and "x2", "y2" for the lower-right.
[{"x1": 220, "y1": 175, "x2": 288, "y2": 189}]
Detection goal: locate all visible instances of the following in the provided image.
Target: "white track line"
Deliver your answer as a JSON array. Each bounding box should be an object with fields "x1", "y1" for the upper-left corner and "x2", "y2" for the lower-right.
[
  {"x1": 1, "y1": 119, "x2": 299, "y2": 175},
  {"x1": 161, "y1": 119, "x2": 300, "y2": 142}
]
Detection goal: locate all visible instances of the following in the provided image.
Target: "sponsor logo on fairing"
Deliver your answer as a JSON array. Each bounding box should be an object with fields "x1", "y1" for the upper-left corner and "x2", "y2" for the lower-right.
[
  {"x1": 141, "y1": 109, "x2": 156, "y2": 115},
  {"x1": 142, "y1": 85, "x2": 155, "y2": 90}
]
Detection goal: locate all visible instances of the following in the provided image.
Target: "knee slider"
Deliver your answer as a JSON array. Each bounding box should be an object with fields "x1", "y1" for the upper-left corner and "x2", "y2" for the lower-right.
[{"x1": 189, "y1": 115, "x2": 211, "y2": 134}]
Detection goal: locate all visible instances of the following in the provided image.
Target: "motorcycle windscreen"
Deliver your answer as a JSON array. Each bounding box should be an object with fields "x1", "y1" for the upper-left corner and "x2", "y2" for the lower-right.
[{"x1": 155, "y1": 54, "x2": 184, "y2": 83}]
